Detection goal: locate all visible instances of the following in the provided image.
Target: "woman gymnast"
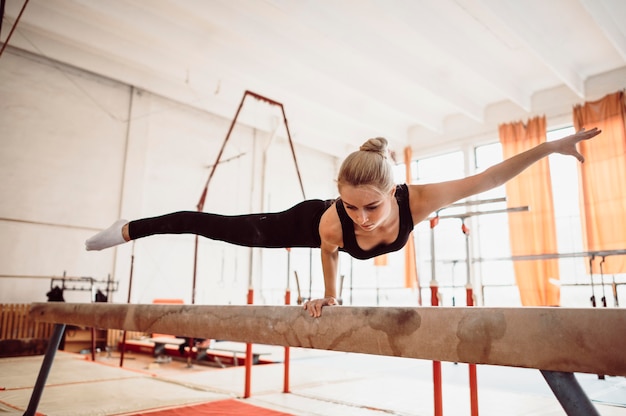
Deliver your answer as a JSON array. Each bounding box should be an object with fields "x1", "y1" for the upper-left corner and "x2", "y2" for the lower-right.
[{"x1": 86, "y1": 127, "x2": 601, "y2": 317}]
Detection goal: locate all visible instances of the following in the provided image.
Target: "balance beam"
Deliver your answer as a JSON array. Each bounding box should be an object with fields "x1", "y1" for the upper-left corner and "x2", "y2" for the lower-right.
[{"x1": 28, "y1": 303, "x2": 626, "y2": 376}]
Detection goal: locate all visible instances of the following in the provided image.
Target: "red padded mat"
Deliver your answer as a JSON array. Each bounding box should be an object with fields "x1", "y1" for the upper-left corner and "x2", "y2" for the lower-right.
[{"x1": 131, "y1": 399, "x2": 293, "y2": 415}]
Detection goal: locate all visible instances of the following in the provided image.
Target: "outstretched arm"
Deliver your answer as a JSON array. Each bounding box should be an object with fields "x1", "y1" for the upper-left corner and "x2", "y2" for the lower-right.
[{"x1": 409, "y1": 127, "x2": 601, "y2": 222}]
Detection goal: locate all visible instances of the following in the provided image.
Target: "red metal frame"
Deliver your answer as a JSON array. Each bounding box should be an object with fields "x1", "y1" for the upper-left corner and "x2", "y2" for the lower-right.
[
  {"x1": 284, "y1": 288, "x2": 291, "y2": 393},
  {"x1": 193, "y1": 90, "x2": 305, "y2": 399},
  {"x1": 463, "y1": 222, "x2": 479, "y2": 416},
  {"x1": 193, "y1": 90, "x2": 306, "y2": 304},
  {"x1": 244, "y1": 287, "x2": 254, "y2": 398},
  {"x1": 430, "y1": 216, "x2": 443, "y2": 416},
  {"x1": 431, "y1": 282, "x2": 443, "y2": 416}
]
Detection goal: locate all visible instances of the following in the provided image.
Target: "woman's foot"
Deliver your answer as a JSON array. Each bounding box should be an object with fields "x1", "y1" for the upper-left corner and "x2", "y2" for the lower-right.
[{"x1": 85, "y1": 219, "x2": 129, "y2": 250}]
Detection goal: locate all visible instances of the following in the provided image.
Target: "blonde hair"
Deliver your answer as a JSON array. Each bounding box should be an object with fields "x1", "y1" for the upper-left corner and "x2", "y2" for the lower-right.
[{"x1": 337, "y1": 137, "x2": 395, "y2": 194}]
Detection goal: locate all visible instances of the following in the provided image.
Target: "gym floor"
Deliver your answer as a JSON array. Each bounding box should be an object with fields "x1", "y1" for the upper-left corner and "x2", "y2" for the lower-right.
[{"x1": 1, "y1": 344, "x2": 625, "y2": 415}]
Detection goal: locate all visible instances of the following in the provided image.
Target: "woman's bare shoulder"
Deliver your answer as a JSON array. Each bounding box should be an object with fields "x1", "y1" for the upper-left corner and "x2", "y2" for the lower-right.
[
  {"x1": 319, "y1": 202, "x2": 343, "y2": 247},
  {"x1": 406, "y1": 183, "x2": 446, "y2": 224}
]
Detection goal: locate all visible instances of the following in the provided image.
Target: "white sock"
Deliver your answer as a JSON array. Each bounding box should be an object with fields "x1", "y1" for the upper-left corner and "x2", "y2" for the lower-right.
[{"x1": 85, "y1": 219, "x2": 129, "y2": 251}]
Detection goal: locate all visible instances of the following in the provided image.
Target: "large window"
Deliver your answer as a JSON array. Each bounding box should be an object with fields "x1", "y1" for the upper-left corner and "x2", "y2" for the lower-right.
[
  {"x1": 473, "y1": 142, "x2": 518, "y2": 306},
  {"x1": 411, "y1": 151, "x2": 469, "y2": 306},
  {"x1": 547, "y1": 126, "x2": 595, "y2": 307},
  {"x1": 411, "y1": 125, "x2": 599, "y2": 306}
]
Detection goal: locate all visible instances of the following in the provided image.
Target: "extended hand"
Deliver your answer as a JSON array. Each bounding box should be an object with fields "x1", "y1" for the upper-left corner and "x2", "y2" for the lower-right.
[
  {"x1": 553, "y1": 127, "x2": 601, "y2": 162},
  {"x1": 304, "y1": 296, "x2": 338, "y2": 318}
]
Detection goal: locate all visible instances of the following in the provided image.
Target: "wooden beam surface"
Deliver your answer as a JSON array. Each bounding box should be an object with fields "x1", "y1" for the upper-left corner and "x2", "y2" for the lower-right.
[{"x1": 29, "y1": 303, "x2": 626, "y2": 376}]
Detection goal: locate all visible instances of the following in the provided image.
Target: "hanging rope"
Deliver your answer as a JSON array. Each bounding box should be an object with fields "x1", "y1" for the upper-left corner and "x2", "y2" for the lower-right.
[{"x1": 0, "y1": 0, "x2": 29, "y2": 60}]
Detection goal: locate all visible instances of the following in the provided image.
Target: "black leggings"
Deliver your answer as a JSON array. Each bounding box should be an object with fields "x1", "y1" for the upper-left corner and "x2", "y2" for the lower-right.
[{"x1": 128, "y1": 199, "x2": 334, "y2": 249}]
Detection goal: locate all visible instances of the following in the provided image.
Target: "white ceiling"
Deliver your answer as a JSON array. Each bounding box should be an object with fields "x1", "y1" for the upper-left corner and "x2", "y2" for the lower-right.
[{"x1": 2, "y1": 0, "x2": 626, "y2": 158}]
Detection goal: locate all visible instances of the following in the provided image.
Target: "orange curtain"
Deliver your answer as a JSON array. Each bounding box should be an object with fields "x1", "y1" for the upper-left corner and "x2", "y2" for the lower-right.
[
  {"x1": 373, "y1": 255, "x2": 388, "y2": 266},
  {"x1": 573, "y1": 91, "x2": 626, "y2": 274},
  {"x1": 499, "y1": 116, "x2": 560, "y2": 306},
  {"x1": 403, "y1": 147, "x2": 420, "y2": 303}
]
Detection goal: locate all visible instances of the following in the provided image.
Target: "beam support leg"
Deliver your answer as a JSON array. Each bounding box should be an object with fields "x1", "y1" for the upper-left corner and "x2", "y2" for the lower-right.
[
  {"x1": 24, "y1": 323, "x2": 66, "y2": 416},
  {"x1": 541, "y1": 370, "x2": 600, "y2": 416}
]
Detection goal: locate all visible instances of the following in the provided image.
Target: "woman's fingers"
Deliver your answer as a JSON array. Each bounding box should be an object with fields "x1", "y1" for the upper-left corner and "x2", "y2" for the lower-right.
[
  {"x1": 577, "y1": 127, "x2": 601, "y2": 141},
  {"x1": 303, "y1": 297, "x2": 337, "y2": 317},
  {"x1": 556, "y1": 127, "x2": 601, "y2": 162}
]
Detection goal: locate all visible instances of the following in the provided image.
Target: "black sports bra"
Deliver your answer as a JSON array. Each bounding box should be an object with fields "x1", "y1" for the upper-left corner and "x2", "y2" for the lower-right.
[{"x1": 335, "y1": 184, "x2": 414, "y2": 260}]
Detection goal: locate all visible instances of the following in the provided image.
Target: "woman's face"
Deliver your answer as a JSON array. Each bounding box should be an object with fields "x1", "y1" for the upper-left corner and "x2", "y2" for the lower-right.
[{"x1": 339, "y1": 185, "x2": 395, "y2": 232}]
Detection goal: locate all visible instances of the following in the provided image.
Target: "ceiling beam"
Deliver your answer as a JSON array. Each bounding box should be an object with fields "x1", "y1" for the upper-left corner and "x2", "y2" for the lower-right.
[
  {"x1": 579, "y1": 0, "x2": 626, "y2": 61},
  {"x1": 196, "y1": 0, "x2": 445, "y2": 133},
  {"x1": 5, "y1": 1, "x2": 188, "y2": 82},
  {"x1": 375, "y1": 0, "x2": 532, "y2": 113},
  {"x1": 268, "y1": 0, "x2": 485, "y2": 126},
  {"x1": 480, "y1": 0, "x2": 586, "y2": 98}
]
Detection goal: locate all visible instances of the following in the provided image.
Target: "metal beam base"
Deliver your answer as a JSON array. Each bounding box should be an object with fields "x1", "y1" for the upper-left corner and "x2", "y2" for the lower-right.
[
  {"x1": 541, "y1": 370, "x2": 600, "y2": 416},
  {"x1": 24, "y1": 323, "x2": 66, "y2": 416}
]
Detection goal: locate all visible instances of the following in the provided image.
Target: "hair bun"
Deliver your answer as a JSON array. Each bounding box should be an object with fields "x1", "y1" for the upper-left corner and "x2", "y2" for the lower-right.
[{"x1": 359, "y1": 137, "x2": 388, "y2": 158}]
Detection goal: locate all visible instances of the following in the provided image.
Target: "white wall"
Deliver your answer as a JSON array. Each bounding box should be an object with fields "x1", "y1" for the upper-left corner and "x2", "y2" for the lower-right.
[
  {"x1": 0, "y1": 49, "x2": 343, "y2": 305},
  {"x1": 0, "y1": 50, "x2": 130, "y2": 303}
]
